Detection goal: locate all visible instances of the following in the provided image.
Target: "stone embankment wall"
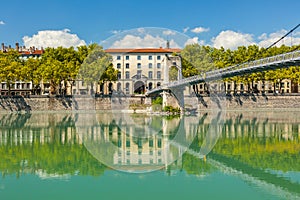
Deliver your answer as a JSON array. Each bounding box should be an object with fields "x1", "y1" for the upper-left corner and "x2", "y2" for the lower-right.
[
  {"x1": 0, "y1": 95, "x2": 147, "y2": 112},
  {"x1": 196, "y1": 94, "x2": 300, "y2": 110},
  {"x1": 0, "y1": 94, "x2": 300, "y2": 112}
]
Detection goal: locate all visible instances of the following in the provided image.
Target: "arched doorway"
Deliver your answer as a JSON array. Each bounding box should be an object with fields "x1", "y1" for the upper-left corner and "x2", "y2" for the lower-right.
[{"x1": 134, "y1": 81, "x2": 145, "y2": 94}]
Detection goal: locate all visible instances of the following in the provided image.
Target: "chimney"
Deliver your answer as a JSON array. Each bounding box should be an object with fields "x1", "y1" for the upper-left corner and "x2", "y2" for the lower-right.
[
  {"x1": 1, "y1": 43, "x2": 4, "y2": 51},
  {"x1": 16, "y1": 43, "x2": 19, "y2": 52},
  {"x1": 166, "y1": 40, "x2": 170, "y2": 49}
]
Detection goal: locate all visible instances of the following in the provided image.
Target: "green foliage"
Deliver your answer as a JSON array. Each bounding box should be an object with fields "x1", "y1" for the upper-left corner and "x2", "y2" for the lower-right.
[
  {"x1": 0, "y1": 44, "x2": 120, "y2": 95},
  {"x1": 0, "y1": 50, "x2": 22, "y2": 94},
  {"x1": 78, "y1": 44, "x2": 113, "y2": 93},
  {"x1": 0, "y1": 43, "x2": 299, "y2": 96},
  {"x1": 152, "y1": 96, "x2": 163, "y2": 105},
  {"x1": 181, "y1": 44, "x2": 215, "y2": 76},
  {"x1": 163, "y1": 105, "x2": 181, "y2": 113}
]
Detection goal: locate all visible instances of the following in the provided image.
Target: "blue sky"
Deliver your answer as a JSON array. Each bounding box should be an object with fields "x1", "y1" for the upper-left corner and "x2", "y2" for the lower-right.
[{"x1": 0, "y1": 0, "x2": 299, "y2": 49}]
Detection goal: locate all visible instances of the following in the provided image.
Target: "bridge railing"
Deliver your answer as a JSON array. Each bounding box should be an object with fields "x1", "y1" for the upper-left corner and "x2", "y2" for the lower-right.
[
  {"x1": 147, "y1": 50, "x2": 300, "y2": 94},
  {"x1": 222, "y1": 50, "x2": 300, "y2": 72}
]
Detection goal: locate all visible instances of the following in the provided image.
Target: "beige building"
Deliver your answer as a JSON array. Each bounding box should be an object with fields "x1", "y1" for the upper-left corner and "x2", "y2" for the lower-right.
[{"x1": 105, "y1": 48, "x2": 181, "y2": 95}]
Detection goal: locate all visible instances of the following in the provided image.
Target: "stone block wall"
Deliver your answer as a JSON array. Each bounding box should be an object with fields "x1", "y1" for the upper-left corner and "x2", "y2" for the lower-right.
[{"x1": 1, "y1": 94, "x2": 300, "y2": 113}]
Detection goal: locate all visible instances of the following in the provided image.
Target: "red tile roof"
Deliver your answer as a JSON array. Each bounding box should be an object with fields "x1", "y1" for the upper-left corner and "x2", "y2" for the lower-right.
[
  {"x1": 105, "y1": 48, "x2": 181, "y2": 53},
  {"x1": 19, "y1": 50, "x2": 44, "y2": 55}
]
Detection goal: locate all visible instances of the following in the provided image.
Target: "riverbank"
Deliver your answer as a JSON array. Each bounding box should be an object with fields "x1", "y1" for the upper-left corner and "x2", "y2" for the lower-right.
[{"x1": 1, "y1": 93, "x2": 300, "y2": 113}]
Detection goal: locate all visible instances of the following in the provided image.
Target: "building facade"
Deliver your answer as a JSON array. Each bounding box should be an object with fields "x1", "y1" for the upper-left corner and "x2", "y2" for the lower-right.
[{"x1": 105, "y1": 48, "x2": 181, "y2": 95}]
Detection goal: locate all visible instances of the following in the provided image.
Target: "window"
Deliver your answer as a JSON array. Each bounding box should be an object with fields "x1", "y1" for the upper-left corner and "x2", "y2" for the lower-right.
[
  {"x1": 117, "y1": 55, "x2": 121, "y2": 60},
  {"x1": 125, "y1": 83, "x2": 130, "y2": 94},
  {"x1": 240, "y1": 84, "x2": 244, "y2": 90},
  {"x1": 117, "y1": 83, "x2": 121, "y2": 91},
  {"x1": 148, "y1": 71, "x2": 153, "y2": 79},
  {"x1": 137, "y1": 70, "x2": 142, "y2": 79},
  {"x1": 137, "y1": 55, "x2": 141, "y2": 60},
  {"x1": 125, "y1": 71, "x2": 130, "y2": 79},
  {"x1": 148, "y1": 63, "x2": 153, "y2": 68},
  {"x1": 148, "y1": 55, "x2": 152, "y2": 60},
  {"x1": 138, "y1": 139, "x2": 142, "y2": 149},
  {"x1": 126, "y1": 63, "x2": 129, "y2": 69},
  {"x1": 227, "y1": 84, "x2": 231, "y2": 90},
  {"x1": 126, "y1": 140, "x2": 130, "y2": 147},
  {"x1": 149, "y1": 139, "x2": 153, "y2": 147},
  {"x1": 117, "y1": 72, "x2": 121, "y2": 79},
  {"x1": 157, "y1": 139, "x2": 162, "y2": 148},
  {"x1": 157, "y1": 55, "x2": 161, "y2": 60},
  {"x1": 280, "y1": 82, "x2": 284, "y2": 88},
  {"x1": 117, "y1": 63, "x2": 121, "y2": 69},
  {"x1": 157, "y1": 63, "x2": 161, "y2": 69},
  {"x1": 158, "y1": 150, "x2": 161, "y2": 156},
  {"x1": 137, "y1": 63, "x2": 141, "y2": 69},
  {"x1": 125, "y1": 55, "x2": 129, "y2": 60},
  {"x1": 157, "y1": 71, "x2": 161, "y2": 79}
]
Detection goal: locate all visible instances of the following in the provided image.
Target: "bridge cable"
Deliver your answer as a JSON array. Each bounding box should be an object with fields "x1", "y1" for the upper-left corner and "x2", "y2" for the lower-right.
[{"x1": 265, "y1": 23, "x2": 300, "y2": 51}]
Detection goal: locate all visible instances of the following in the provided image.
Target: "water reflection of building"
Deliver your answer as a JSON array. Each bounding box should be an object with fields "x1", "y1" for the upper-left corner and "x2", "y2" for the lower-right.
[
  {"x1": 1, "y1": 112, "x2": 300, "y2": 147},
  {"x1": 75, "y1": 114, "x2": 182, "y2": 171},
  {"x1": 113, "y1": 132, "x2": 168, "y2": 167}
]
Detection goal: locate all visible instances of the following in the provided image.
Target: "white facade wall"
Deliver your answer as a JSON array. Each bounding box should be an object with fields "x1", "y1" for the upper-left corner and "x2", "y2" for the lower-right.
[{"x1": 109, "y1": 51, "x2": 174, "y2": 95}]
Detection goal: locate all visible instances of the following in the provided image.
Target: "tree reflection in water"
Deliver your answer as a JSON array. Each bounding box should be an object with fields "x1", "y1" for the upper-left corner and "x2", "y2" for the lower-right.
[{"x1": 0, "y1": 111, "x2": 299, "y2": 196}]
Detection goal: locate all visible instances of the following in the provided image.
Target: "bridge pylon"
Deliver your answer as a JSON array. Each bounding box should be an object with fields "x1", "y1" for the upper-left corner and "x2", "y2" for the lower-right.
[{"x1": 161, "y1": 86, "x2": 185, "y2": 112}]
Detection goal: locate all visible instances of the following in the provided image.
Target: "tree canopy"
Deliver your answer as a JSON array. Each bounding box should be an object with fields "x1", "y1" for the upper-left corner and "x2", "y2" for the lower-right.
[{"x1": 0, "y1": 43, "x2": 299, "y2": 95}]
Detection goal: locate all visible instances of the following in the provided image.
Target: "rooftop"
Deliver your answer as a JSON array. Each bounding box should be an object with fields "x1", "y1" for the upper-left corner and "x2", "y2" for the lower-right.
[
  {"x1": 1, "y1": 42, "x2": 44, "y2": 56},
  {"x1": 105, "y1": 48, "x2": 181, "y2": 54}
]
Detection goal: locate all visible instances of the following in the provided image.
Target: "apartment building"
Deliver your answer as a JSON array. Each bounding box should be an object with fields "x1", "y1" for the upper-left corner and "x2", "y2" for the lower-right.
[{"x1": 104, "y1": 48, "x2": 181, "y2": 95}]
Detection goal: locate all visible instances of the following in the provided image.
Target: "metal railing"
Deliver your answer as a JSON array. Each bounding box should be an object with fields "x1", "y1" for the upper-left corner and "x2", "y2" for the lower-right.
[{"x1": 146, "y1": 50, "x2": 300, "y2": 95}]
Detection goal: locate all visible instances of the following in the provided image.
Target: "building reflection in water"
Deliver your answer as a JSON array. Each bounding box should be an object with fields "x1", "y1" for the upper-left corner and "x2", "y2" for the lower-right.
[
  {"x1": 0, "y1": 111, "x2": 299, "y2": 177},
  {"x1": 74, "y1": 112, "x2": 207, "y2": 173}
]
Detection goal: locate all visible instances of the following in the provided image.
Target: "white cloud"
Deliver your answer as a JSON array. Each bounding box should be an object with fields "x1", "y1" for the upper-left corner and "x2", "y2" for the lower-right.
[
  {"x1": 191, "y1": 27, "x2": 210, "y2": 34},
  {"x1": 212, "y1": 30, "x2": 255, "y2": 49},
  {"x1": 137, "y1": 28, "x2": 145, "y2": 34},
  {"x1": 184, "y1": 37, "x2": 205, "y2": 46},
  {"x1": 109, "y1": 34, "x2": 180, "y2": 48},
  {"x1": 183, "y1": 27, "x2": 189, "y2": 33},
  {"x1": 163, "y1": 30, "x2": 176, "y2": 35},
  {"x1": 111, "y1": 30, "x2": 121, "y2": 34},
  {"x1": 258, "y1": 29, "x2": 300, "y2": 48},
  {"x1": 0, "y1": 20, "x2": 5, "y2": 25},
  {"x1": 22, "y1": 29, "x2": 86, "y2": 48}
]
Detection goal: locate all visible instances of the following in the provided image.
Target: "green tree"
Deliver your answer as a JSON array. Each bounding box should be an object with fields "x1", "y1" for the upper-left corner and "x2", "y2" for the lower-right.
[
  {"x1": 78, "y1": 44, "x2": 112, "y2": 95},
  {"x1": 21, "y1": 58, "x2": 41, "y2": 94},
  {"x1": 0, "y1": 50, "x2": 22, "y2": 95},
  {"x1": 181, "y1": 44, "x2": 215, "y2": 75},
  {"x1": 39, "y1": 46, "x2": 82, "y2": 95}
]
